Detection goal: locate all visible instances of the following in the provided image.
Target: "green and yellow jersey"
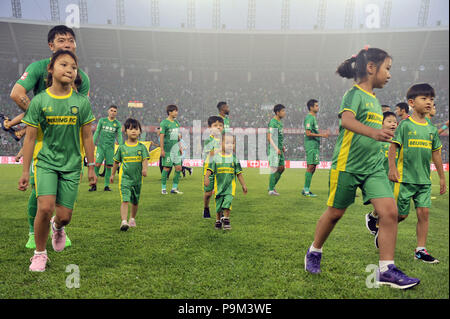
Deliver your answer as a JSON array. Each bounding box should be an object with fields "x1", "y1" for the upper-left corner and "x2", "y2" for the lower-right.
[
  {"x1": 113, "y1": 142, "x2": 150, "y2": 185},
  {"x1": 207, "y1": 153, "x2": 243, "y2": 197}
]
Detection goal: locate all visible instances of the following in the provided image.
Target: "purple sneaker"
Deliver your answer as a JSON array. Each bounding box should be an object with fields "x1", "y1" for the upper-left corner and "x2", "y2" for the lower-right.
[
  {"x1": 304, "y1": 248, "x2": 322, "y2": 274},
  {"x1": 377, "y1": 264, "x2": 420, "y2": 289}
]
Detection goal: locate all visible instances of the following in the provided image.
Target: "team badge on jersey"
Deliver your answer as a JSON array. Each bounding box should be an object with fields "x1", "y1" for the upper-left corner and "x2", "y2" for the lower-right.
[
  {"x1": 70, "y1": 106, "x2": 79, "y2": 115},
  {"x1": 20, "y1": 72, "x2": 28, "y2": 81}
]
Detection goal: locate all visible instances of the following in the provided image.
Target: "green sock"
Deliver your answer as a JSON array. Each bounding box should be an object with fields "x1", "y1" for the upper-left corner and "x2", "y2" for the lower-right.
[
  {"x1": 105, "y1": 167, "x2": 111, "y2": 187},
  {"x1": 27, "y1": 187, "x2": 38, "y2": 234},
  {"x1": 269, "y1": 172, "x2": 276, "y2": 191},
  {"x1": 274, "y1": 170, "x2": 283, "y2": 186},
  {"x1": 94, "y1": 165, "x2": 100, "y2": 177},
  {"x1": 161, "y1": 170, "x2": 168, "y2": 190},
  {"x1": 172, "y1": 170, "x2": 181, "y2": 189},
  {"x1": 304, "y1": 171, "x2": 313, "y2": 192}
]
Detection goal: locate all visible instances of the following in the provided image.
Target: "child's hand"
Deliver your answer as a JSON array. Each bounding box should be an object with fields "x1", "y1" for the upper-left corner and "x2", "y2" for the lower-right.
[
  {"x1": 204, "y1": 177, "x2": 210, "y2": 187},
  {"x1": 440, "y1": 178, "x2": 447, "y2": 195},
  {"x1": 15, "y1": 154, "x2": 22, "y2": 162},
  {"x1": 388, "y1": 168, "x2": 399, "y2": 183},
  {"x1": 18, "y1": 173, "x2": 29, "y2": 191},
  {"x1": 109, "y1": 175, "x2": 114, "y2": 184},
  {"x1": 242, "y1": 185, "x2": 248, "y2": 194},
  {"x1": 372, "y1": 128, "x2": 394, "y2": 142}
]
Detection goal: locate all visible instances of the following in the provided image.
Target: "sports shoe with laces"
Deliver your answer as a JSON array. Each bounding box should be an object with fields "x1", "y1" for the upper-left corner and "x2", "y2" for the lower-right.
[
  {"x1": 161, "y1": 189, "x2": 168, "y2": 195},
  {"x1": 88, "y1": 184, "x2": 97, "y2": 192},
  {"x1": 120, "y1": 220, "x2": 129, "y2": 231},
  {"x1": 203, "y1": 207, "x2": 211, "y2": 218},
  {"x1": 214, "y1": 220, "x2": 222, "y2": 230},
  {"x1": 104, "y1": 186, "x2": 112, "y2": 191},
  {"x1": 29, "y1": 253, "x2": 49, "y2": 272},
  {"x1": 304, "y1": 248, "x2": 322, "y2": 274},
  {"x1": 302, "y1": 189, "x2": 317, "y2": 197},
  {"x1": 365, "y1": 211, "x2": 379, "y2": 236},
  {"x1": 171, "y1": 189, "x2": 183, "y2": 194},
  {"x1": 374, "y1": 231, "x2": 379, "y2": 249},
  {"x1": 377, "y1": 264, "x2": 420, "y2": 289},
  {"x1": 129, "y1": 218, "x2": 136, "y2": 228},
  {"x1": 51, "y1": 217, "x2": 66, "y2": 252},
  {"x1": 414, "y1": 249, "x2": 439, "y2": 264},
  {"x1": 222, "y1": 217, "x2": 231, "y2": 230},
  {"x1": 268, "y1": 190, "x2": 280, "y2": 196}
]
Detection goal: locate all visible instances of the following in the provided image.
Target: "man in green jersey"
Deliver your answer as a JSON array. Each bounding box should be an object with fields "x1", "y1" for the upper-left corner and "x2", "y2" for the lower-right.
[
  {"x1": 302, "y1": 99, "x2": 329, "y2": 197},
  {"x1": 160, "y1": 105, "x2": 183, "y2": 194},
  {"x1": 217, "y1": 101, "x2": 231, "y2": 133},
  {"x1": 90, "y1": 105, "x2": 123, "y2": 192},
  {"x1": 205, "y1": 134, "x2": 247, "y2": 230},
  {"x1": 267, "y1": 104, "x2": 286, "y2": 196},
  {"x1": 7, "y1": 25, "x2": 90, "y2": 250},
  {"x1": 389, "y1": 83, "x2": 446, "y2": 264}
]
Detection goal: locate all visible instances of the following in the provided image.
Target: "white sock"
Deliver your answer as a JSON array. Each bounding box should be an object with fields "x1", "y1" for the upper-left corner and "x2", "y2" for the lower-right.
[
  {"x1": 34, "y1": 250, "x2": 47, "y2": 255},
  {"x1": 379, "y1": 260, "x2": 394, "y2": 273},
  {"x1": 309, "y1": 244, "x2": 322, "y2": 253},
  {"x1": 415, "y1": 247, "x2": 426, "y2": 252}
]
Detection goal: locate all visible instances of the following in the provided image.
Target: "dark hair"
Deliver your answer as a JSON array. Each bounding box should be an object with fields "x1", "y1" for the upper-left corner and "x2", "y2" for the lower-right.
[
  {"x1": 395, "y1": 102, "x2": 409, "y2": 114},
  {"x1": 383, "y1": 111, "x2": 397, "y2": 122},
  {"x1": 406, "y1": 83, "x2": 435, "y2": 100},
  {"x1": 307, "y1": 99, "x2": 318, "y2": 110},
  {"x1": 48, "y1": 25, "x2": 76, "y2": 43},
  {"x1": 381, "y1": 104, "x2": 391, "y2": 110},
  {"x1": 46, "y1": 50, "x2": 79, "y2": 88},
  {"x1": 274, "y1": 104, "x2": 285, "y2": 114},
  {"x1": 166, "y1": 104, "x2": 178, "y2": 115},
  {"x1": 336, "y1": 47, "x2": 391, "y2": 81},
  {"x1": 124, "y1": 118, "x2": 142, "y2": 132},
  {"x1": 217, "y1": 101, "x2": 227, "y2": 110},
  {"x1": 109, "y1": 105, "x2": 118, "y2": 110},
  {"x1": 208, "y1": 115, "x2": 224, "y2": 127}
]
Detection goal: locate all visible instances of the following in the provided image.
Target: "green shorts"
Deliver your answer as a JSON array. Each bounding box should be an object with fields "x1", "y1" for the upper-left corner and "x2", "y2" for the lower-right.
[
  {"x1": 215, "y1": 194, "x2": 233, "y2": 214},
  {"x1": 96, "y1": 146, "x2": 115, "y2": 166},
  {"x1": 34, "y1": 166, "x2": 81, "y2": 210},
  {"x1": 268, "y1": 151, "x2": 285, "y2": 168},
  {"x1": 327, "y1": 168, "x2": 394, "y2": 209},
  {"x1": 161, "y1": 149, "x2": 182, "y2": 167},
  {"x1": 306, "y1": 148, "x2": 320, "y2": 165},
  {"x1": 393, "y1": 182, "x2": 431, "y2": 215},
  {"x1": 119, "y1": 182, "x2": 142, "y2": 205}
]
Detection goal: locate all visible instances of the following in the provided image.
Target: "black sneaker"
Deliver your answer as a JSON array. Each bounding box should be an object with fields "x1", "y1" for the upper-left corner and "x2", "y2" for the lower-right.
[
  {"x1": 203, "y1": 207, "x2": 211, "y2": 219},
  {"x1": 222, "y1": 217, "x2": 231, "y2": 230},
  {"x1": 214, "y1": 220, "x2": 222, "y2": 230},
  {"x1": 374, "y1": 231, "x2": 379, "y2": 249},
  {"x1": 414, "y1": 249, "x2": 439, "y2": 264},
  {"x1": 188, "y1": 168, "x2": 192, "y2": 175},
  {"x1": 365, "y1": 211, "x2": 379, "y2": 236},
  {"x1": 104, "y1": 186, "x2": 112, "y2": 191},
  {"x1": 88, "y1": 184, "x2": 97, "y2": 192}
]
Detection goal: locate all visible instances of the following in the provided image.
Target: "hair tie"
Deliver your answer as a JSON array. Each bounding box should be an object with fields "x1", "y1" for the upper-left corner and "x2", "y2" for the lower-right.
[{"x1": 364, "y1": 45, "x2": 370, "y2": 51}]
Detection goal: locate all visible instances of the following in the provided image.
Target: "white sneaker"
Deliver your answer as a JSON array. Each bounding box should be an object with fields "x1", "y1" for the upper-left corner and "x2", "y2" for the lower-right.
[
  {"x1": 120, "y1": 220, "x2": 129, "y2": 231},
  {"x1": 161, "y1": 189, "x2": 168, "y2": 195},
  {"x1": 171, "y1": 189, "x2": 183, "y2": 194},
  {"x1": 268, "y1": 190, "x2": 280, "y2": 196}
]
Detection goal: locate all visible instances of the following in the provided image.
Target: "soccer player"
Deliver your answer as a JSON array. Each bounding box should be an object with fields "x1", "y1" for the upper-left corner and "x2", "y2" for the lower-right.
[
  {"x1": 8, "y1": 25, "x2": 90, "y2": 250},
  {"x1": 302, "y1": 99, "x2": 329, "y2": 197},
  {"x1": 204, "y1": 133, "x2": 247, "y2": 230},
  {"x1": 90, "y1": 105, "x2": 123, "y2": 192},
  {"x1": 395, "y1": 102, "x2": 410, "y2": 121},
  {"x1": 304, "y1": 47, "x2": 420, "y2": 289},
  {"x1": 388, "y1": 83, "x2": 446, "y2": 264},
  {"x1": 18, "y1": 50, "x2": 96, "y2": 272},
  {"x1": 110, "y1": 118, "x2": 149, "y2": 231},
  {"x1": 160, "y1": 105, "x2": 183, "y2": 194},
  {"x1": 202, "y1": 116, "x2": 224, "y2": 218},
  {"x1": 217, "y1": 101, "x2": 231, "y2": 133},
  {"x1": 267, "y1": 104, "x2": 286, "y2": 196},
  {"x1": 381, "y1": 105, "x2": 391, "y2": 113},
  {"x1": 365, "y1": 111, "x2": 398, "y2": 241}
]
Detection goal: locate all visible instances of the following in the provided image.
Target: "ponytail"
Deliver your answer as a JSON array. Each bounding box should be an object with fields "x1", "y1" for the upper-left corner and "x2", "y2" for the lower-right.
[{"x1": 336, "y1": 47, "x2": 390, "y2": 81}]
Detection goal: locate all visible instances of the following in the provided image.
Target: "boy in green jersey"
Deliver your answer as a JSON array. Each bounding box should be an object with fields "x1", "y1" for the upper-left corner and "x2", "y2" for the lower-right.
[
  {"x1": 205, "y1": 134, "x2": 247, "y2": 230},
  {"x1": 302, "y1": 99, "x2": 329, "y2": 197},
  {"x1": 160, "y1": 105, "x2": 183, "y2": 194},
  {"x1": 90, "y1": 105, "x2": 123, "y2": 192},
  {"x1": 110, "y1": 118, "x2": 149, "y2": 231},
  {"x1": 202, "y1": 116, "x2": 224, "y2": 218},
  {"x1": 267, "y1": 104, "x2": 286, "y2": 196},
  {"x1": 19, "y1": 50, "x2": 96, "y2": 272},
  {"x1": 388, "y1": 83, "x2": 447, "y2": 264}
]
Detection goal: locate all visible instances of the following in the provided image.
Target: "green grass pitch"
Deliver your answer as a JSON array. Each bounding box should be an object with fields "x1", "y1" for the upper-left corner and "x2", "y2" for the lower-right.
[{"x1": 0, "y1": 165, "x2": 448, "y2": 299}]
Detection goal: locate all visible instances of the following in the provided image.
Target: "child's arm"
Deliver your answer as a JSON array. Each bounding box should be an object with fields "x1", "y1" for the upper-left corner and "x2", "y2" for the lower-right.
[
  {"x1": 18, "y1": 126, "x2": 37, "y2": 191},
  {"x1": 110, "y1": 161, "x2": 120, "y2": 183},
  {"x1": 388, "y1": 143, "x2": 400, "y2": 182},
  {"x1": 237, "y1": 173, "x2": 248, "y2": 194},
  {"x1": 204, "y1": 169, "x2": 212, "y2": 187},
  {"x1": 82, "y1": 123, "x2": 97, "y2": 187},
  {"x1": 432, "y1": 150, "x2": 447, "y2": 195},
  {"x1": 142, "y1": 159, "x2": 148, "y2": 177},
  {"x1": 341, "y1": 111, "x2": 394, "y2": 142}
]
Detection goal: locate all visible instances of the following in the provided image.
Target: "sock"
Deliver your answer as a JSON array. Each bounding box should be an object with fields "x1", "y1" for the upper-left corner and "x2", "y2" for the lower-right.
[
  {"x1": 104, "y1": 167, "x2": 111, "y2": 187},
  {"x1": 161, "y1": 170, "x2": 168, "y2": 190},
  {"x1": 172, "y1": 170, "x2": 181, "y2": 189},
  {"x1": 274, "y1": 171, "x2": 282, "y2": 187},
  {"x1": 379, "y1": 260, "x2": 394, "y2": 273},
  {"x1": 415, "y1": 247, "x2": 426, "y2": 252},
  {"x1": 34, "y1": 250, "x2": 47, "y2": 255},
  {"x1": 27, "y1": 187, "x2": 38, "y2": 234},
  {"x1": 94, "y1": 165, "x2": 100, "y2": 177},
  {"x1": 309, "y1": 244, "x2": 322, "y2": 253},
  {"x1": 304, "y1": 171, "x2": 313, "y2": 192},
  {"x1": 269, "y1": 172, "x2": 276, "y2": 191}
]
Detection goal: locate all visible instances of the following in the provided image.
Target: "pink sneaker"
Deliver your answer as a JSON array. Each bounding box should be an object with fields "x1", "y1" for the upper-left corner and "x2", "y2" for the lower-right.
[
  {"x1": 51, "y1": 217, "x2": 66, "y2": 252},
  {"x1": 129, "y1": 218, "x2": 136, "y2": 227},
  {"x1": 29, "y1": 254, "x2": 49, "y2": 272}
]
